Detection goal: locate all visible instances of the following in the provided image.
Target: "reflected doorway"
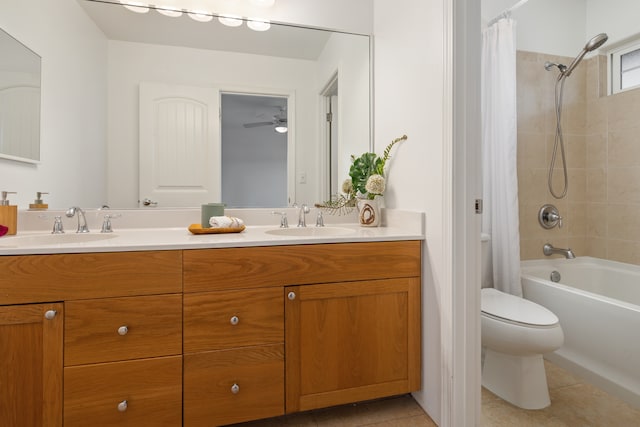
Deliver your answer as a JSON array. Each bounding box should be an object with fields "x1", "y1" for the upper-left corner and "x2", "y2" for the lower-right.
[{"x1": 220, "y1": 93, "x2": 289, "y2": 208}]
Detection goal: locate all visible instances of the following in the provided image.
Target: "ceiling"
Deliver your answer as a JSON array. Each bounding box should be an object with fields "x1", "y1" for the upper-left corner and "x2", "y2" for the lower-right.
[{"x1": 77, "y1": 0, "x2": 332, "y2": 60}]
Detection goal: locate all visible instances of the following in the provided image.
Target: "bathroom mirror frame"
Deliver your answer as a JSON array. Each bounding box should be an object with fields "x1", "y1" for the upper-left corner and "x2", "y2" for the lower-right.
[
  {"x1": 0, "y1": 26, "x2": 41, "y2": 164},
  {"x1": 78, "y1": 0, "x2": 373, "y2": 209}
]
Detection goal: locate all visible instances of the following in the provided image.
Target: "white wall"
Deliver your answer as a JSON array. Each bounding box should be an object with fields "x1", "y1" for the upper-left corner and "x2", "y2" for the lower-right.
[
  {"x1": 586, "y1": 0, "x2": 640, "y2": 47},
  {"x1": 374, "y1": 0, "x2": 446, "y2": 423},
  {"x1": 316, "y1": 32, "x2": 371, "y2": 195},
  {"x1": 0, "y1": 0, "x2": 107, "y2": 210},
  {"x1": 106, "y1": 41, "x2": 318, "y2": 207},
  {"x1": 482, "y1": 0, "x2": 586, "y2": 57}
]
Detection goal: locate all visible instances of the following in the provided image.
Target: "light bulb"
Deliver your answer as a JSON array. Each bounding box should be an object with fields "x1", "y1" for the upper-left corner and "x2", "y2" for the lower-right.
[
  {"x1": 188, "y1": 11, "x2": 213, "y2": 22},
  {"x1": 218, "y1": 14, "x2": 243, "y2": 27},
  {"x1": 274, "y1": 126, "x2": 288, "y2": 133},
  {"x1": 157, "y1": 6, "x2": 183, "y2": 17},
  {"x1": 247, "y1": 19, "x2": 270, "y2": 31},
  {"x1": 120, "y1": 1, "x2": 150, "y2": 13}
]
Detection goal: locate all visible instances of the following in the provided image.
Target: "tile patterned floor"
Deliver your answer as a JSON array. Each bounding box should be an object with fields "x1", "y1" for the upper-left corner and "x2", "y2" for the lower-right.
[{"x1": 227, "y1": 361, "x2": 640, "y2": 426}]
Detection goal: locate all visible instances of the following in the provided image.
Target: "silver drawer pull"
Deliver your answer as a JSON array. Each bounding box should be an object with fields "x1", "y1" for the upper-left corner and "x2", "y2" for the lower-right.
[
  {"x1": 231, "y1": 383, "x2": 240, "y2": 394},
  {"x1": 117, "y1": 326, "x2": 129, "y2": 336},
  {"x1": 230, "y1": 316, "x2": 239, "y2": 326},
  {"x1": 117, "y1": 400, "x2": 128, "y2": 412},
  {"x1": 288, "y1": 291, "x2": 296, "y2": 300},
  {"x1": 44, "y1": 310, "x2": 57, "y2": 320}
]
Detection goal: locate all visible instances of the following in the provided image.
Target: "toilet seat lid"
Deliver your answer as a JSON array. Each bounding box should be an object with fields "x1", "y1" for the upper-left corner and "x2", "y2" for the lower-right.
[{"x1": 481, "y1": 288, "x2": 559, "y2": 326}]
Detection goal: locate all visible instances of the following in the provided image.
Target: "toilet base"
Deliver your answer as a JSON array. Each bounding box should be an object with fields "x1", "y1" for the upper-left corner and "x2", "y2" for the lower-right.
[{"x1": 482, "y1": 348, "x2": 551, "y2": 410}]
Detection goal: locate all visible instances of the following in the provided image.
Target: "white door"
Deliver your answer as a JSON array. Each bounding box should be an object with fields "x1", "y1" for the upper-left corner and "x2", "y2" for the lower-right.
[{"x1": 139, "y1": 83, "x2": 220, "y2": 207}]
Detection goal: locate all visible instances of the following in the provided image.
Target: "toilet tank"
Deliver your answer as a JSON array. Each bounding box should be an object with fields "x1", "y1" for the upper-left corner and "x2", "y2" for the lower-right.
[{"x1": 481, "y1": 233, "x2": 493, "y2": 288}]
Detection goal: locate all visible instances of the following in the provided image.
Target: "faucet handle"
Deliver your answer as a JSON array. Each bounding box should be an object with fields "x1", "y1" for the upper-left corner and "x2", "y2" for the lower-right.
[
  {"x1": 51, "y1": 216, "x2": 65, "y2": 234},
  {"x1": 271, "y1": 211, "x2": 288, "y2": 228},
  {"x1": 316, "y1": 211, "x2": 324, "y2": 227},
  {"x1": 101, "y1": 214, "x2": 121, "y2": 233}
]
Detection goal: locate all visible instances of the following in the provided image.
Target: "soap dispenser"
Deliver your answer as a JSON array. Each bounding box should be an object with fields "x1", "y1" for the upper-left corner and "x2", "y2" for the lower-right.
[
  {"x1": 0, "y1": 191, "x2": 18, "y2": 235},
  {"x1": 29, "y1": 192, "x2": 49, "y2": 210}
]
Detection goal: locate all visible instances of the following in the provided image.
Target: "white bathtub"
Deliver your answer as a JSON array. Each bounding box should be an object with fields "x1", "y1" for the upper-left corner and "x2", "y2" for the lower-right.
[{"x1": 521, "y1": 256, "x2": 640, "y2": 409}]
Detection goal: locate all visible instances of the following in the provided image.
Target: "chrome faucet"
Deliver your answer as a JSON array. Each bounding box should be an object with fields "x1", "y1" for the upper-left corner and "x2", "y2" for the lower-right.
[
  {"x1": 66, "y1": 206, "x2": 89, "y2": 233},
  {"x1": 543, "y1": 243, "x2": 575, "y2": 259},
  {"x1": 297, "y1": 204, "x2": 310, "y2": 227}
]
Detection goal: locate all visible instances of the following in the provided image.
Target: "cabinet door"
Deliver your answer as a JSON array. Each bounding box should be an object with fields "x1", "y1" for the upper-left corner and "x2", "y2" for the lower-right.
[
  {"x1": 285, "y1": 278, "x2": 421, "y2": 413},
  {"x1": 0, "y1": 303, "x2": 63, "y2": 427},
  {"x1": 184, "y1": 345, "x2": 284, "y2": 426}
]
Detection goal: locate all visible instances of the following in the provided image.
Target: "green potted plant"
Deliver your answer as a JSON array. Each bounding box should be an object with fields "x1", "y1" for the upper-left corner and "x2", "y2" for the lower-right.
[{"x1": 318, "y1": 134, "x2": 407, "y2": 225}]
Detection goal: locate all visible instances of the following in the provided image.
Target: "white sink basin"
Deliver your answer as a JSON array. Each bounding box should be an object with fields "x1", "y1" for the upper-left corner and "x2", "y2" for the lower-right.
[
  {"x1": 265, "y1": 227, "x2": 356, "y2": 237},
  {"x1": 0, "y1": 233, "x2": 118, "y2": 247}
]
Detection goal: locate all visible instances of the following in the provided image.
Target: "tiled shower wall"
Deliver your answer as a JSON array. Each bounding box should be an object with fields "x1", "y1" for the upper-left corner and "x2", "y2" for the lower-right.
[{"x1": 517, "y1": 51, "x2": 640, "y2": 264}]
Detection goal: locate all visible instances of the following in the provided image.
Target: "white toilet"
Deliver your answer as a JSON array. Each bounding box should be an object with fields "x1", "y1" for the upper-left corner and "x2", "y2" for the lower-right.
[{"x1": 480, "y1": 236, "x2": 564, "y2": 410}]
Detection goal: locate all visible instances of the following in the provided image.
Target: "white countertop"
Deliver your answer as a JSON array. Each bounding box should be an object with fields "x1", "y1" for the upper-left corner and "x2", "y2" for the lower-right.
[{"x1": 0, "y1": 208, "x2": 425, "y2": 255}]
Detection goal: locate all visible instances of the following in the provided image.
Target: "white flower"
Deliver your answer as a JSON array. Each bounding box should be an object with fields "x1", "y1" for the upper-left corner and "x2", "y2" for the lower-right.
[
  {"x1": 342, "y1": 178, "x2": 353, "y2": 194},
  {"x1": 365, "y1": 174, "x2": 385, "y2": 195}
]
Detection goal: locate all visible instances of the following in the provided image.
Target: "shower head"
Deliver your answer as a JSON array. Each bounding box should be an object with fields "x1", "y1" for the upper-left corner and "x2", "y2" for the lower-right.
[
  {"x1": 563, "y1": 33, "x2": 608, "y2": 77},
  {"x1": 544, "y1": 61, "x2": 567, "y2": 73}
]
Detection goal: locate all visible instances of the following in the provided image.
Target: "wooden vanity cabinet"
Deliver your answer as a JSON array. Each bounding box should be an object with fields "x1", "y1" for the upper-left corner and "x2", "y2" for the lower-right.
[
  {"x1": 183, "y1": 241, "x2": 421, "y2": 425},
  {"x1": 0, "y1": 302, "x2": 63, "y2": 427},
  {"x1": 0, "y1": 241, "x2": 420, "y2": 426},
  {"x1": 0, "y1": 251, "x2": 183, "y2": 427},
  {"x1": 285, "y1": 277, "x2": 421, "y2": 412}
]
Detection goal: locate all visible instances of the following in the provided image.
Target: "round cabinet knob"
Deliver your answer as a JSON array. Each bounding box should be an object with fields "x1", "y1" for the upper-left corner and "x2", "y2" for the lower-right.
[
  {"x1": 117, "y1": 326, "x2": 129, "y2": 336},
  {"x1": 230, "y1": 316, "x2": 239, "y2": 326},
  {"x1": 44, "y1": 310, "x2": 57, "y2": 320},
  {"x1": 117, "y1": 400, "x2": 128, "y2": 412},
  {"x1": 231, "y1": 383, "x2": 240, "y2": 394},
  {"x1": 288, "y1": 291, "x2": 296, "y2": 301}
]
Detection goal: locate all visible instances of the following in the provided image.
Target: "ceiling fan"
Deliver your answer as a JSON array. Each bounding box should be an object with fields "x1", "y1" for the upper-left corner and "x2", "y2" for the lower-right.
[{"x1": 242, "y1": 108, "x2": 288, "y2": 133}]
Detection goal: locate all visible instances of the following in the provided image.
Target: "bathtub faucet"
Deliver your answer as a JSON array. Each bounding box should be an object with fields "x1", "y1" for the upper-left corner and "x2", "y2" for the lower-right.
[{"x1": 543, "y1": 243, "x2": 575, "y2": 259}]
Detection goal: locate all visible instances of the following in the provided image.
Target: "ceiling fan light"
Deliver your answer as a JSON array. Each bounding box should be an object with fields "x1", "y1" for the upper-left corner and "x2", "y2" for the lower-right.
[
  {"x1": 120, "y1": 1, "x2": 150, "y2": 13},
  {"x1": 188, "y1": 11, "x2": 213, "y2": 22},
  {"x1": 247, "y1": 19, "x2": 270, "y2": 32},
  {"x1": 274, "y1": 125, "x2": 288, "y2": 133},
  {"x1": 218, "y1": 14, "x2": 243, "y2": 27},
  {"x1": 157, "y1": 6, "x2": 183, "y2": 17}
]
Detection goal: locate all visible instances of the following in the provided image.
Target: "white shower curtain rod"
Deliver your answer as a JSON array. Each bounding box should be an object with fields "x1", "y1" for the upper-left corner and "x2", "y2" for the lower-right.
[{"x1": 487, "y1": 0, "x2": 530, "y2": 27}]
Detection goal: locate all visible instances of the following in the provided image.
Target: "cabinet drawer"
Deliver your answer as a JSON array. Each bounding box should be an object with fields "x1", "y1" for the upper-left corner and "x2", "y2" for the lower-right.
[
  {"x1": 183, "y1": 241, "x2": 421, "y2": 292},
  {"x1": 184, "y1": 287, "x2": 283, "y2": 353},
  {"x1": 64, "y1": 356, "x2": 182, "y2": 427},
  {"x1": 65, "y1": 294, "x2": 182, "y2": 365},
  {"x1": 0, "y1": 250, "x2": 182, "y2": 304},
  {"x1": 184, "y1": 345, "x2": 284, "y2": 426}
]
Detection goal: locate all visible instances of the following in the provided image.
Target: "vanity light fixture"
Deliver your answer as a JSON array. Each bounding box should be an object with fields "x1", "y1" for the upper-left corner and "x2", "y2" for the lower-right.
[
  {"x1": 156, "y1": 6, "x2": 183, "y2": 17},
  {"x1": 188, "y1": 11, "x2": 214, "y2": 22},
  {"x1": 274, "y1": 125, "x2": 288, "y2": 134},
  {"x1": 247, "y1": 18, "x2": 271, "y2": 31},
  {"x1": 218, "y1": 14, "x2": 244, "y2": 27},
  {"x1": 119, "y1": 0, "x2": 150, "y2": 13}
]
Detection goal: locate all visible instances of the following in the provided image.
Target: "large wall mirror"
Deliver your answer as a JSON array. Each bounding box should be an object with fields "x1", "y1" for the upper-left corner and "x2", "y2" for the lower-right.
[
  {"x1": 0, "y1": 26, "x2": 41, "y2": 163},
  {"x1": 79, "y1": 0, "x2": 371, "y2": 208}
]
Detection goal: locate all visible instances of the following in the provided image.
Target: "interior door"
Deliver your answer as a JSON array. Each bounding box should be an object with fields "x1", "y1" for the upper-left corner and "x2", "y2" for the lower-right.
[{"x1": 139, "y1": 83, "x2": 220, "y2": 207}]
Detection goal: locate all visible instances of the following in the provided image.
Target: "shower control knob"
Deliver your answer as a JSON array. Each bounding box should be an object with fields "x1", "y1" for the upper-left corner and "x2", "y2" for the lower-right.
[{"x1": 538, "y1": 204, "x2": 562, "y2": 229}]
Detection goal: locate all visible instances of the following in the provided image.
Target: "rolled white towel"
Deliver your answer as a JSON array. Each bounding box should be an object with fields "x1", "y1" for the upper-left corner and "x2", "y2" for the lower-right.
[{"x1": 209, "y1": 216, "x2": 245, "y2": 228}]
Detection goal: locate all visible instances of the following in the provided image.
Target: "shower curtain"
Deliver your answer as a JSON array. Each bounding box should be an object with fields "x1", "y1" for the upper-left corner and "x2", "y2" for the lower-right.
[{"x1": 481, "y1": 18, "x2": 522, "y2": 296}]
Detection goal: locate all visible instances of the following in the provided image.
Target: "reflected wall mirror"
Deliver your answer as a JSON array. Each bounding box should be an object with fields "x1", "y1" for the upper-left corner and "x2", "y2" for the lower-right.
[
  {"x1": 79, "y1": 0, "x2": 371, "y2": 208},
  {"x1": 0, "y1": 26, "x2": 41, "y2": 163}
]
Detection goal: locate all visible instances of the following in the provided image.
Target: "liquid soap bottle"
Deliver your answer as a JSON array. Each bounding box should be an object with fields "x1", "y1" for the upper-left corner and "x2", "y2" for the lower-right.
[
  {"x1": 29, "y1": 191, "x2": 49, "y2": 210},
  {"x1": 0, "y1": 191, "x2": 18, "y2": 235}
]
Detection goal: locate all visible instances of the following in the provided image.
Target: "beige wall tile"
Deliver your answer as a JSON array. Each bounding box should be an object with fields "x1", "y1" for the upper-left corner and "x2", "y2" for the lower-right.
[
  {"x1": 586, "y1": 203, "x2": 607, "y2": 238},
  {"x1": 585, "y1": 133, "x2": 607, "y2": 169},
  {"x1": 607, "y1": 88, "x2": 640, "y2": 130},
  {"x1": 586, "y1": 168, "x2": 607, "y2": 203},
  {"x1": 606, "y1": 239, "x2": 640, "y2": 265},
  {"x1": 607, "y1": 167, "x2": 640, "y2": 203},
  {"x1": 607, "y1": 203, "x2": 640, "y2": 240},
  {"x1": 608, "y1": 126, "x2": 640, "y2": 167}
]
